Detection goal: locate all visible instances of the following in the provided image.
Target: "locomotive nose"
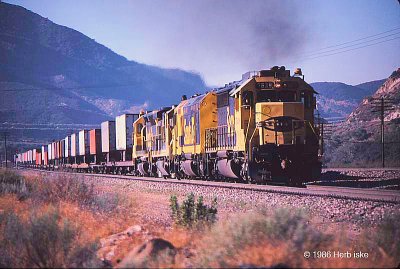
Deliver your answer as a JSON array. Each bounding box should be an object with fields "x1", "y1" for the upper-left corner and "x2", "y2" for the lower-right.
[{"x1": 255, "y1": 102, "x2": 305, "y2": 146}]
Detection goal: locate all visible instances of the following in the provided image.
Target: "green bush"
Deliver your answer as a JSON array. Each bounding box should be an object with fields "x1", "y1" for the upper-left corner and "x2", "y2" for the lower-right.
[
  {"x1": 90, "y1": 192, "x2": 123, "y2": 213},
  {"x1": 0, "y1": 171, "x2": 124, "y2": 214},
  {"x1": 371, "y1": 212, "x2": 400, "y2": 258},
  {"x1": 0, "y1": 169, "x2": 30, "y2": 200},
  {"x1": 32, "y1": 175, "x2": 123, "y2": 213},
  {"x1": 170, "y1": 193, "x2": 217, "y2": 228},
  {"x1": 35, "y1": 175, "x2": 95, "y2": 205},
  {"x1": 324, "y1": 122, "x2": 400, "y2": 168},
  {"x1": 195, "y1": 208, "x2": 332, "y2": 267},
  {"x1": 0, "y1": 207, "x2": 101, "y2": 268},
  {"x1": 351, "y1": 128, "x2": 369, "y2": 141}
]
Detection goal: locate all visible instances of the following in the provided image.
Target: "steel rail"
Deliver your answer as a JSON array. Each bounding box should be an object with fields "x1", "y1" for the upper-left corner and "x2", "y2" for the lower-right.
[{"x1": 18, "y1": 168, "x2": 400, "y2": 204}]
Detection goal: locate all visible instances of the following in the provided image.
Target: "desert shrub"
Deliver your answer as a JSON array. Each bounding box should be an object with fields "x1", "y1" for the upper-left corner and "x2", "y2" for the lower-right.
[
  {"x1": 0, "y1": 207, "x2": 101, "y2": 268},
  {"x1": 90, "y1": 192, "x2": 124, "y2": 213},
  {"x1": 31, "y1": 174, "x2": 124, "y2": 213},
  {"x1": 170, "y1": 193, "x2": 217, "y2": 228},
  {"x1": 195, "y1": 208, "x2": 332, "y2": 268},
  {"x1": 34, "y1": 175, "x2": 95, "y2": 205},
  {"x1": 351, "y1": 128, "x2": 369, "y2": 141},
  {"x1": 370, "y1": 212, "x2": 400, "y2": 258},
  {"x1": 0, "y1": 169, "x2": 30, "y2": 200},
  {"x1": 324, "y1": 122, "x2": 400, "y2": 168}
]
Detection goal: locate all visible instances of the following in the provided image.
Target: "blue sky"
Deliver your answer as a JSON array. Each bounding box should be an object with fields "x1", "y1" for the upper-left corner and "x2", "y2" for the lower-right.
[{"x1": 6, "y1": 0, "x2": 400, "y2": 86}]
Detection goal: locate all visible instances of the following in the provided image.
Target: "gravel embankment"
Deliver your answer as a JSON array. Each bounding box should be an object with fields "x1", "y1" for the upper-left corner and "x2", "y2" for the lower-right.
[
  {"x1": 314, "y1": 168, "x2": 400, "y2": 189},
  {"x1": 21, "y1": 169, "x2": 400, "y2": 232},
  {"x1": 86, "y1": 174, "x2": 400, "y2": 230}
]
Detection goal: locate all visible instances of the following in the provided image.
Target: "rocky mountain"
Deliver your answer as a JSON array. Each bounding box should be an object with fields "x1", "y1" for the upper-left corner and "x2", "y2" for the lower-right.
[
  {"x1": 348, "y1": 69, "x2": 400, "y2": 123},
  {"x1": 323, "y1": 68, "x2": 400, "y2": 167},
  {"x1": 0, "y1": 2, "x2": 206, "y2": 125},
  {"x1": 311, "y1": 79, "x2": 385, "y2": 119},
  {"x1": 355, "y1": 79, "x2": 386, "y2": 95}
]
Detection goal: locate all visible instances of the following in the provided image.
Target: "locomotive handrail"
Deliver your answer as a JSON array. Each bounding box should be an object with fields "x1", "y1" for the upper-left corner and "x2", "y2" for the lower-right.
[
  {"x1": 307, "y1": 121, "x2": 319, "y2": 139},
  {"x1": 205, "y1": 125, "x2": 236, "y2": 151},
  {"x1": 257, "y1": 116, "x2": 304, "y2": 132}
]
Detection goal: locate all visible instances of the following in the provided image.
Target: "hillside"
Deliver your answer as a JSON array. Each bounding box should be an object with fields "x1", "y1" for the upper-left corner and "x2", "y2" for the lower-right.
[
  {"x1": 0, "y1": 2, "x2": 206, "y2": 125},
  {"x1": 323, "y1": 68, "x2": 400, "y2": 167},
  {"x1": 348, "y1": 69, "x2": 400, "y2": 123},
  {"x1": 355, "y1": 79, "x2": 386, "y2": 95},
  {"x1": 311, "y1": 79, "x2": 385, "y2": 119}
]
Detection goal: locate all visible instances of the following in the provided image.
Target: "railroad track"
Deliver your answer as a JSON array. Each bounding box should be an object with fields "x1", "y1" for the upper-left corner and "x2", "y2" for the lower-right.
[
  {"x1": 322, "y1": 167, "x2": 400, "y2": 172},
  {"x1": 19, "y1": 168, "x2": 400, "y2": 204}
]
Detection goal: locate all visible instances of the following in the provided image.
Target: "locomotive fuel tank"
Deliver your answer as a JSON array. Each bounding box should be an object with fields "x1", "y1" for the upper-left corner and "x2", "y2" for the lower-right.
[
  {"x1": 156, "y1": 160, "x2": 170, "y2": 177},
  {"x1": 137, "y1": 161, "x2": 150, "y2": 176},
  {"x1": 181, "y1": 160, "x2": 199, "y2": 177},
  {"x1": 217, "y1": 159, "x2": 241, "y2": 179}
]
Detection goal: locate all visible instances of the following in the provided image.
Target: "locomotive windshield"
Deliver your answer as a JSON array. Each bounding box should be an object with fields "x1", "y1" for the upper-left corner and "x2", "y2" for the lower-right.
[{"x1": 257, "y1": 90, "x2": 296, "y2": 102}]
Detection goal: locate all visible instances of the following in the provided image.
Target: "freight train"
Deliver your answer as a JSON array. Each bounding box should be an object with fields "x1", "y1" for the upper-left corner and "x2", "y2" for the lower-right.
[{"x1": 15, "y1": 66, "x2": 323, "y2": 186}]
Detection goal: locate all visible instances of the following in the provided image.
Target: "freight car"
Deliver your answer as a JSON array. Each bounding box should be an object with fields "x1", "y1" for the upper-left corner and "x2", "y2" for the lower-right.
[{"x1": 15, "y1": 66, "x2": 323, "y2": 186}]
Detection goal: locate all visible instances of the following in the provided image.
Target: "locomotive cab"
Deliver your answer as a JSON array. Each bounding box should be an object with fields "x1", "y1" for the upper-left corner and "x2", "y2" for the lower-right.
[
  {"x1": 248, "y1": 67, "x2": 321, "y2": 184},
  {"x1": 225, "y1": 66, "x2": 321, "y2": 185}
]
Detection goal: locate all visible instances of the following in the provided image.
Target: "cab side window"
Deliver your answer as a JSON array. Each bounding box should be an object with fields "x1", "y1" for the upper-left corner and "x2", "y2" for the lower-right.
[
  {"x1": 301, "y1": 91, "x2": 312, "y2": 108},
  {"x1": 242, "y1": 91, "x2": 254, "y2": 108},
  {"x1": 137, "y1": 123, "x2": 143, "y2": 134}
]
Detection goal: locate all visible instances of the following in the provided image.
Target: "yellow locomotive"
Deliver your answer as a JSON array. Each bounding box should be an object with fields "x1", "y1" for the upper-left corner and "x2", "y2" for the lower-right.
[{"x1": 132, "y1": 66, "x2": 322, "y2": 185}]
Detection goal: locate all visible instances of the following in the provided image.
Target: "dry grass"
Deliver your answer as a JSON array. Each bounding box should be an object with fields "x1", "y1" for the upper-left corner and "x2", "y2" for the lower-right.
[
  {"x1": 2, "y1": 170, "x2": 399, "y2": 268},
  {"x1": 165, "y1": 209, "x2": 400, "y2": 268},
  {"x1": 0, "y1": 170, "x2": 141, "y2": 268},
  {"x1": 0, "y1": 205, "x2": 102, "y2": 268}
]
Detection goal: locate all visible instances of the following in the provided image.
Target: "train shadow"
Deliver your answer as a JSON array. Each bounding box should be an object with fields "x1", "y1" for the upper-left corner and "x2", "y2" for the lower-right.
[{"x1": 307, "y1": 171, "x2": 400, "y2": 189}]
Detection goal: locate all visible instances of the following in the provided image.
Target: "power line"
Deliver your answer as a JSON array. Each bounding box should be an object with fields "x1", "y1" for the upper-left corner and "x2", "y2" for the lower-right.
[
  {"x1": 298, "y1": 36, "x2": 400, "y2": 62},
  {"x1": 301, "y1": 31, "x2": 400, "y2": 58},
  {"x1": 301, "y1": 26, "x2": 400, "y2": 55},
  {"x1": 0, "y1": 84, "x2": 136, "y2": 92},
  {"x1": 288, "y1": 26, "x2": 400, "y2": 63},
  {"x1": 370, "y1": 97, "x2": 396, "y2": 168}
]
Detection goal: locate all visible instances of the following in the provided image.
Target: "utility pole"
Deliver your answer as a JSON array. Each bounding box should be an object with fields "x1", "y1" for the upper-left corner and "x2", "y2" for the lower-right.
[
  {"x1": 3, "y1": 132, "x2": 7, "y2": 168},
  {"x1": 380, "y1": 97, "x2": 385, "y2": 168},
  {"x1": 371, "y1": 97, "x2": 395, "y2": 168}
]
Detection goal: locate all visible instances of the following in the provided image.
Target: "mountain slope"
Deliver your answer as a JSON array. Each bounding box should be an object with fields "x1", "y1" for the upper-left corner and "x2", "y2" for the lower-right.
[
  {"x1": 312, "y1": 82, "x2": 368, "y2": 118},
  {"x1": 311, "y1": 79, "x2": 386, "y2": 119},
  {"x1": 348, "y1": 69, "x2": 400, "y2": 123},
  {"x1": 355, "y1": 79, "x2": 386, "y2": 95},
  {"x1": 324, "y1": 68, "x2": 400, "y2": 167},
  {"x1": 0, "y1": 2, "x2": 206, "y2": 124}
]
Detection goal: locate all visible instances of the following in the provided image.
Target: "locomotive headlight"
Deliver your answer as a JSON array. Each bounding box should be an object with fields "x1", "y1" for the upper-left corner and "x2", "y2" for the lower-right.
[{"x1": 275, "y1": 82, "x2": 281, "y2": 88}]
